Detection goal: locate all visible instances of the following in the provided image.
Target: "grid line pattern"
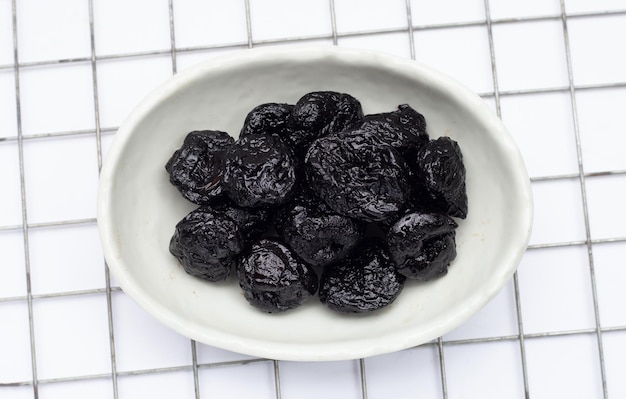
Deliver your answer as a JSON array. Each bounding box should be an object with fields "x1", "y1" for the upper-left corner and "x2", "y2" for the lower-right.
[{"x1": 2, "y1": 1, "x2": 625, "y2": 398}]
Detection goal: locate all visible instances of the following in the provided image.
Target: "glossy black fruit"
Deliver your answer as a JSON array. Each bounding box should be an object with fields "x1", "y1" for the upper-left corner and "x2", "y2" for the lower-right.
[
  {"x1": 239, "y1": 103, "x2": 294, "y2": 138},
  {"x1": 165, "y1": 130, "x2": 234, "y2": 204},
  {"x1": 224, "y1": 133, "x2": 297, "y2": 207},
  {"x1": 237, "y1": 239, "x2": 318, "y2": 313},
  {"x1": 305, "y1": 132, "x2": 410, "y2": 222},
  {"x1": 169, "y1": 207, "x2": 244, "y2": 282},
  {"x1": 319, "y1": 239, "x2": 406, "y2": 313},
  {"x1": 387, "y1": 212, "x2": 458, "y2": 280}
]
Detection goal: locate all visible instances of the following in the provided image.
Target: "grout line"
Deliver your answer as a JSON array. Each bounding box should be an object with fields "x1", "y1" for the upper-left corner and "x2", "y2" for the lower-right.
[
  {"x1": 2, "y1": 8, "x2": 626, "y2": 72},
  {"x1": 483, "y1": 1, "x2": 530, "y2": 396},
  {"x1": 11, "y1": 0, "x2": 39, "y2": 397},
  {"x1": 329, "y1": 0, "x2": 338, "y2": 45},
  {"x1": 405, "y1": 0, "x2": 416, "y2": 60},
  {"x1": 191, "y1": 340, "x2": 201, "y2": 399},
  {"x1": 168, "y1": 0, "x2": 178, "y2": 75},
  {"x1": 87, "y1": 1, "x2": 119, "y2": 398},
  {"x1": 273, "y1": 360, "x2": 282, "y2": 399},
  {"x1": 559, "y1": 2, "x2": 608, "y2": 397},
  {"x1": 437, "y1": 337, "x2": 448, "y2": 399},
  {"x1": 244, "y1": 0, "x2": 253, "y2": 49},
  {"x1": 359, "y1": 358, "x2": 368, "y2": 399},
  {"x1": 5, "y1": 324, "x2": 625, "y2": 388}
]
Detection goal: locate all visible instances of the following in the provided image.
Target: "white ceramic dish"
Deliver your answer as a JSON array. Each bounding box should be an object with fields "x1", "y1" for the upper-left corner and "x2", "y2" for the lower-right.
[{"x1": 98, "y1": 46, "x2": 533, "y2": 361}]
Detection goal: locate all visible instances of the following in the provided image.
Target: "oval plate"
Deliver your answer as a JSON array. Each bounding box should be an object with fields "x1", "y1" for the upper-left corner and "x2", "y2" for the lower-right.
[{"x1": 98, "y1": 46, "x2": 533, "y2": 361}]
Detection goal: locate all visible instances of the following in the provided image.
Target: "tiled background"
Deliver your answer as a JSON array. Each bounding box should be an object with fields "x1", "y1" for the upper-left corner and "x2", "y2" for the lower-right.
[{"x1": 1, "y1": 0, "x2": 625, "y2": 398}]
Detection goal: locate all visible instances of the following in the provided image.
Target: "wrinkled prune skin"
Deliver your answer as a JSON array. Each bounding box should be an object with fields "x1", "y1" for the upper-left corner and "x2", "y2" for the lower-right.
[
  {"x1": 276, "y1": 196, "x2": 364, "y2": 267},
  {"x1": 412, "y1": 137, "x2": 468, "y2": 219},
  {"x1": 169, "y1": 207, "x2": 244, "y2": 282},
  {"x1": 165, "y1": 130, "x2": 234, "y2": 204},
  {"x1": 319, "y1": 239, "x2": 406, "y2": 313},
  {"x1": 237, "y1": 239, "x2": 318, "y2": 313},
  {"x1": 286, "y1": 91, "x2": 363, "y2": 154},
  {"x1": 305, "y1": 132, "x2": 410, "y2": 222},
  {"x1": 224, "y1": 133, "x2": 297, "y2": 208},
  {"x1": 348, "y1": 104, "x2": 428, "y2": 154},
  {"x1": 387, "y1": 212, "x2": 458, "y2": 280},
  {"x1": 239, "y1": 103, "x2": 294, "y2": 138},
  {"x1": 211, "y1": 199, "x2": 272, "y2": 240}
]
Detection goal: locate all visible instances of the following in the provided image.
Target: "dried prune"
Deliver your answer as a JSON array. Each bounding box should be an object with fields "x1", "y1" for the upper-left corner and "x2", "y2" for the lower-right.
[
  {"x1": 212, "y1": 199, "x2": 272, "y2": 240},
  {"x1": 276, "y1": 196, "x2": 364, "y2": 267},
  {"x1": 318, "y1": 239, "x2": 406, "y2": 313},
  {"x1": 286, "y1": 91, "x2": 363, "y2": 154},
  {"x1": 169, "y1": 207, "x2": 244, "y2": 282},
  {"x1": 237, "y1": 239, "x2": 318, "y2": 313},
  {"x1": 387, "y1": 212, "x2": 457, "y2": 280},
  {"x1": 239, "y1": 103, "x2": 294, "y2": 138},
  {"x1": 305, "y1": 132, "x2": 410, "y2": 222},
  {"x1": 224, "y1": 133, "x2": 297, "y2": 207},
  {"x1": 412, "y1": 136, "x2": 468, "y2": 219},
  {"x1": 348, "y1": 104, "x2": 428, "y2": 154},
  {"x1": 165, "y1": 130, "x2": 234, "y2": 204}
]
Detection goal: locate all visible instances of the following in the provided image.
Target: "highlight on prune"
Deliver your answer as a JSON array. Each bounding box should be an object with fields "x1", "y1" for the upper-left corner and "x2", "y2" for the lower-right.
[
  {"x1": 285, "y1": 91, "x2": 363, "y2": 155},
  {"x1": 165, "y1": 90, "x2": 468, "y2": 316},
  {"x1": 239, "y1": 103, "x2": 294, "y2": 138},
  {"x1": 224, "y1": 133, "x2": 297, "y2": 208},
  {"x1": 412, "y1": 136, "x2": 468, "y2": 219},
  {"x1": 348, "y1": 104, "x2": 428, "y2": 154},
  {"x1": 275, "y1": 195, "x2": 364, "y2": 267},
  {"x1": 237, "y1": 239, "x2": 318, "y2": 313},
  {"x1": 169, "y1": 207, "x2": 244, "y2": 282},
  {"x1": 305, "y1": 131, "x2": 410, "y2": 222},
  {"x1": 165, "y1": 130, "x2": 234, "y2": 204},
  {"x1": 318, "y1": 239, "x2": 406, "y2": 313},
  {"x1": 387, "y1": 212, "x2": 458, "y2": 280}
]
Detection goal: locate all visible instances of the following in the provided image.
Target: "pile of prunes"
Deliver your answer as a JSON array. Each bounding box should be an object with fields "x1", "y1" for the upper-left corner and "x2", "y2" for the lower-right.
[{"x1": 166, "y1": 91, "x2": 467, "y2": 314}]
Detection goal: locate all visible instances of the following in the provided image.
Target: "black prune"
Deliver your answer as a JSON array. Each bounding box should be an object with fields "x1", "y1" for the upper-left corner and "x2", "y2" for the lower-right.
[
  {"x1": 347, "y1": 104, "x2": 428, "y2": 154},
  {"x1": 237, "y1": 239, "x2": 318, "y2": 313},
  {"x1": 276, "y1": 196, "x2": 364, "y2": 267},
  {"x1": 165, "y1": 130, "x2": 234, "y2": 204},
  {"x1": 305, "y1": 132, "x2": 410, "y2": 222},
  {"x1": 169, "y1": 207, "x2": 244, "y2": 282},
  {"x1": 318, "y1": 239, "x2": 406, "y2": 313},
  {"x1": 285, "y1": 91, "x2": 363, "y2": 154},
  {"x1": 412, "y1": 136, "x2": 467, "y2": 219},
  {"x1": 224, "y1": 133, "x2": 297, "y2": 208},
  {"x1": 211, "y1": 199, "x2": 272, "y2": 240},
  {"x1": 239, "y1": 103, "x2": 294, "y2": 138},
  {"x1": 387, "y1": 212, "x2": 457, "y2": 280}
]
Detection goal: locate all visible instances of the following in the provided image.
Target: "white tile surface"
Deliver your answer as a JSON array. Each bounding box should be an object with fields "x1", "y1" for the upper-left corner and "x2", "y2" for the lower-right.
[
  {"x1": 445, "y1": 341, "x2": 525, "y2": 399},
  {"x1": 19, "y1": 63, "x2": 95, "y2": 135},
  {"x1": 334, "y1": 0, "x2": 409, "y2": 33},
  {"x1": 492, "y1": 20, "x2": 569, "y2": 92},
  {"x1": 16, "y1": 0, "x2": 91, "y2": 63},
  {"x1": 22, "y1": 135, "x2": 100, "y2": 224},
  {"x1": 118, "y1": 370, "x2": 195, "y2": 399},
  {"x1": 0, "y1": 70, "x2": 18, "y2": 138},
  {"x1": 3, "y1": 2, "x2": 625, "y2": 398},
  {"x1": 29, "y1": 224, "x2": 105, "y2": 295},
  {"x1": 0, "y1": 141, "x2": 22, "y2": 227},
  {"x1": 410, "y1": 0, "x2": 485, "y2": 25},
  {"x1": 33, "y1": 295, "x2": 112, "y2": 380},
  {"x1": 525, "y1": 334, "x2": 603, "y2": 399},
  {"x1": 0, "y1": 230, "x2": 26, "y2": 299},
  {"x1": 517, "y1": 246, "x2": 596, "y2": 334},
  {"x1": 577, "y1": 87, "x2": 626, "y2": 173},
  {"x1": 414, "y1": 25, "x2": 494, "y2": 93},
  {"x1": 248, "y1": 0, "x2": 332, "y2": 41},
  {"x1": 111, "y1": 292, "x2": 192, "y2": 373},
  {"x1": 93, "y1": 0, "x2": 171, "y2": 56}
]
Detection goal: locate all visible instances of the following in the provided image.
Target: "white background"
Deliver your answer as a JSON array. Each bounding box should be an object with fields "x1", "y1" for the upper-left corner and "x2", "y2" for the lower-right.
[{"x1": 1, "y1": 0, "x2": 626, "y2": 398}]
